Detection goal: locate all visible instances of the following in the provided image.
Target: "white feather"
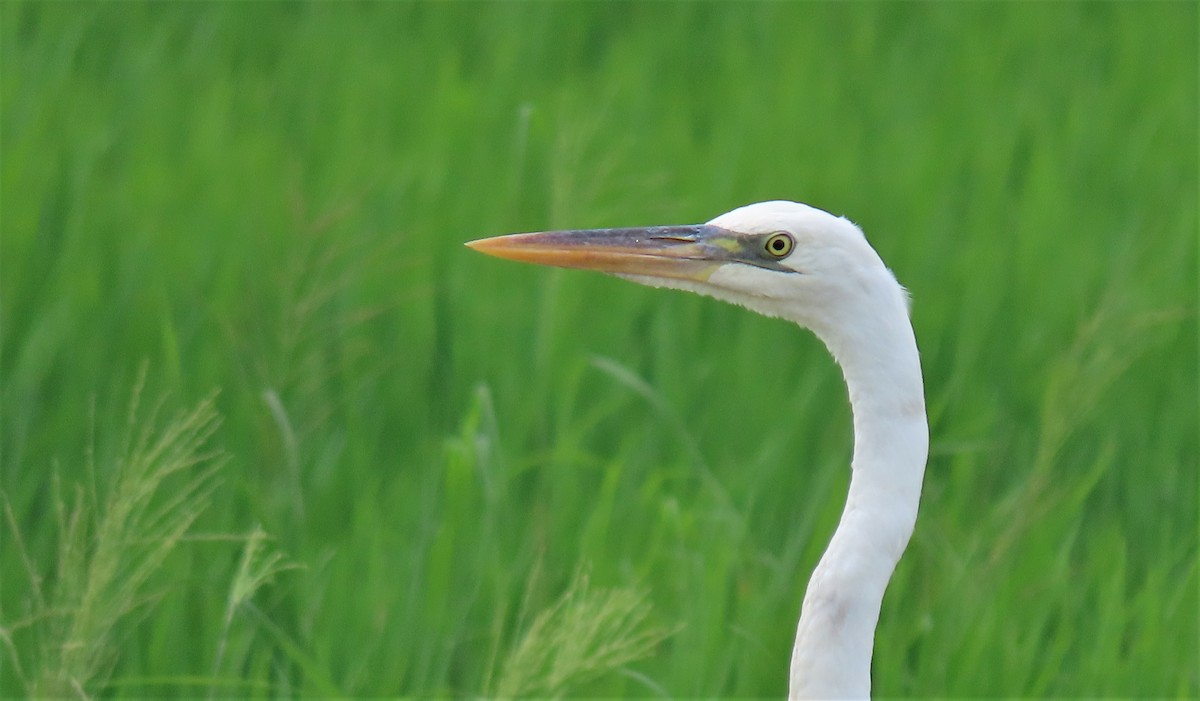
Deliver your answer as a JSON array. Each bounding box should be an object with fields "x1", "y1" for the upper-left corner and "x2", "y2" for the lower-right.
[{"x1": 625, "y1": 201, "x2": 927, "y2": 699}]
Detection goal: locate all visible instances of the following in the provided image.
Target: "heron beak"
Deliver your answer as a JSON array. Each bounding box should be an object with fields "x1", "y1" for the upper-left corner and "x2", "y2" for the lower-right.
[{"x1": 465, "y1": 224, "x2": 741, "y2": 282}]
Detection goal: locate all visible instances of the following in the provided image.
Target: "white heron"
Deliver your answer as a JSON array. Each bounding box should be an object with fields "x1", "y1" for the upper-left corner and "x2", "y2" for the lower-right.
[{"x1": 467, "y1": 200, "x2": 928, "y2": 699}]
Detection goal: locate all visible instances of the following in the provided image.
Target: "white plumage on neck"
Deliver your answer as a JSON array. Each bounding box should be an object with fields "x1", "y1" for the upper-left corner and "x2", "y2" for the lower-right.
[{"x1": 787, "y1": 277, "x2": 926, "y2": 700}]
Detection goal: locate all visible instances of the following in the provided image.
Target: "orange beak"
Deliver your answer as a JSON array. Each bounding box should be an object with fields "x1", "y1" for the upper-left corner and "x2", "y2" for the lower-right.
[{"x1": 466, "y1": 224, "x2": 742, "y2": 282}]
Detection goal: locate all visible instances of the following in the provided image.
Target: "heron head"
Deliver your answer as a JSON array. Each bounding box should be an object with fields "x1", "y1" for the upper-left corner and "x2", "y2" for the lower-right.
[{"x1": 466, "y1": 200, "x2": 907, "y2": 332}]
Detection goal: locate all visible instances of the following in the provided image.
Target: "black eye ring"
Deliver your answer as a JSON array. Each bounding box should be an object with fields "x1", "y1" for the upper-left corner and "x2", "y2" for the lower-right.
[{"x1": 764, "y1": 232, "x2": 794, "y2": 259}]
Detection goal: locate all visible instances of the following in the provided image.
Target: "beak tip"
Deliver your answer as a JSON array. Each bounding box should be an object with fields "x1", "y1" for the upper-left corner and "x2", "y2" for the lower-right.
[{"x1": 465, "y1": 234, "x2": 521, "y2": 261}]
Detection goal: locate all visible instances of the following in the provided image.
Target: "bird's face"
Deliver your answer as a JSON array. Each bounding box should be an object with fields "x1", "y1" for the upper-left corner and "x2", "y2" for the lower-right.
[{"x1": 467, "y1": 200, "x2": 898, "y2": 329}]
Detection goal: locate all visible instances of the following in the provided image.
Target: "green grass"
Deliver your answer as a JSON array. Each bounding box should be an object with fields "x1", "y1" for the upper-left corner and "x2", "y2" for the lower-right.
[{"x1": 2, "y1": 2, "x2": 1196, "y2": 697}]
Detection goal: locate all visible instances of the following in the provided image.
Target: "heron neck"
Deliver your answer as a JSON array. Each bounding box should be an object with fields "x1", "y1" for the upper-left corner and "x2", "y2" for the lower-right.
[{"x1": 789, "y1": 297, "x2": 928, "y2": 700}]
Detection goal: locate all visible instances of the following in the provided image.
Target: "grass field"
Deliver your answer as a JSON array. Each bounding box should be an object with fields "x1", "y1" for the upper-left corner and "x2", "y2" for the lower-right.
[{"x1": 2, "y1": 3, "x2": 1197, "y2": 698}]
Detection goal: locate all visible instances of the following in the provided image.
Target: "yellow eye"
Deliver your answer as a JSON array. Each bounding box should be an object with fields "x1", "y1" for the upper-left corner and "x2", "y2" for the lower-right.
[{"x1": 764, "y1": 232, "x2": 794, "y2": 259}]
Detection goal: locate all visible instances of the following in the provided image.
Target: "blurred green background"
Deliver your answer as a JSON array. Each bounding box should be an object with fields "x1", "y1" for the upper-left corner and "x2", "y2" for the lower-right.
[{"x1": 2, "y1": 2, "x2": 1196, "y2": 697}]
